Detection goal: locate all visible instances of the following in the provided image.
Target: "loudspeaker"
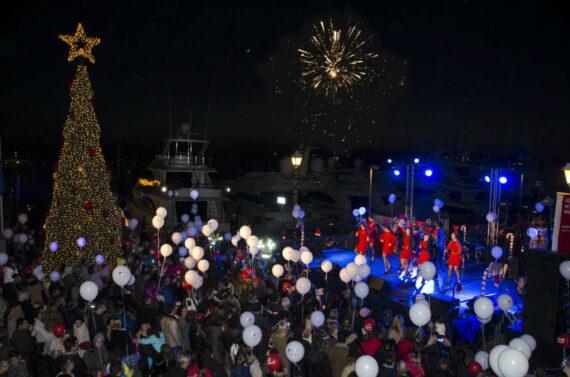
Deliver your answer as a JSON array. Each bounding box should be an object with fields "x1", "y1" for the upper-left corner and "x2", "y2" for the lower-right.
[
  {"x1": 368, "y1": 276, "x2": 391, "y2": 293},
  {"x1": 429, "y1": 293, "x2": 459, "y2": 319}
]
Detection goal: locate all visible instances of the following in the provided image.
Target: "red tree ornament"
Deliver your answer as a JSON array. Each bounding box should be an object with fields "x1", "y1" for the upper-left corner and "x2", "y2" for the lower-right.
[
  {"x1": 87, "y1": 147, "x2": 96, "y2": 156},
  {"x1": 82, "y1": 201, "x2": 94, "y2": 212}
]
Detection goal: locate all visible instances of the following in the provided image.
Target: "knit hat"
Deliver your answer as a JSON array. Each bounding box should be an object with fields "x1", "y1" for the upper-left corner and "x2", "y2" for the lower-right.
[{"x1": 93, "y1": 333, "x2": 105, "y2": 342}]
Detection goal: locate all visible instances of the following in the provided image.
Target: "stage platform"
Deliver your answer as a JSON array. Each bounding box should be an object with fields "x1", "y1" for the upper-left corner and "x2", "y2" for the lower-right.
[{"x1": 308, "y1": 248, "x2": 524, "y2": 320}]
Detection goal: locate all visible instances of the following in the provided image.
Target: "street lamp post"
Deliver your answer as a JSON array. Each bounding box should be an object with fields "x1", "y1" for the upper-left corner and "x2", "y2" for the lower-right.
[
  {"x1": 368, "y1": 165, "x2": 380, "y2": 214},
  {"x1": 291, "y1": 151, "x2": 303, "y2": 205}
]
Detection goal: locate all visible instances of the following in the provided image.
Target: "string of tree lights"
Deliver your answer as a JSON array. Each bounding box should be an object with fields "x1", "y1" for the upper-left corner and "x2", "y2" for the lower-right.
[{"x1": 42, "y1": 23, "x2": 121, "y2": 273}]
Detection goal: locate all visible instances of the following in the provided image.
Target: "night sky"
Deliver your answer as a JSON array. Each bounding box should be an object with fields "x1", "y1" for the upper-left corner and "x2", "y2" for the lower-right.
[{"x1": 1, "y1": 0, "x2": 570, "y2": 170}]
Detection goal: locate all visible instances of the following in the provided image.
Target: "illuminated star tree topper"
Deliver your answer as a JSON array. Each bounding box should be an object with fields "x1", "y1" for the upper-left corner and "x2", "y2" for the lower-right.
[{"x1": 58, "y1": 22, "x2": 101, "y2": 64}]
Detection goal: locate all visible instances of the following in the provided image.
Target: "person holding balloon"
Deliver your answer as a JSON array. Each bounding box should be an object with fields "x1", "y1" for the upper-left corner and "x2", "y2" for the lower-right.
[
  {"x1": 379, "y1": 227, "x2": 397, "y2": 274},
  {"x1": 445, "y1": 232, "x2": 462, "y2": 287},
  {"x1": 354, "y1": 223, "x2": 369, "y2": 256}
]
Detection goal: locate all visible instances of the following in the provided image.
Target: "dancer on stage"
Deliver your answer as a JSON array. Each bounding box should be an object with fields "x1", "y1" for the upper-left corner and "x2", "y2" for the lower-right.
[
  {"x1": 366, "y1": 215, "x2": 378, "y2": 261},
  {"x1": 400, "y1": 227, "x2": 415, "y2": 277},
  {"x1": 445, "y1": 232, "x2": 462, "y2": 286},
  {"x1": 354, "y1": 223, "x2": 369, "y2": 255},
  {"x1": 379, "y1": 227, "x2": 396, "y2": 274},
  {"x1": 417, "y1": 233, "x2": 431, "y2": 266}
]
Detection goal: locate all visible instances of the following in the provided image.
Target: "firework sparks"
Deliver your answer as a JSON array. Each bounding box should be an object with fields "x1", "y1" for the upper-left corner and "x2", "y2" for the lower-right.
[{"x1": 298, "y1": 19, "x2": 378, "y2": 97}]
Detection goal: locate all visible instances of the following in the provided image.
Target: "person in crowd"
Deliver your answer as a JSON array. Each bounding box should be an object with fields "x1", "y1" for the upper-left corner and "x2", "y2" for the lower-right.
[
  {"x1": 87, "y1": 304, "x2": 107, "y2": 339},
  {"x1": 83, "y1": 334, "x2": 108, "y2": 375},
  {"x1": 160, "y1": 306, "x2": 183, "y2": 361}
]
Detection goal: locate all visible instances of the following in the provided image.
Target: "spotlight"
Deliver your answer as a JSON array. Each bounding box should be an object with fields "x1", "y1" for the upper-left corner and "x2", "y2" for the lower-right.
[
  {"x1": 387, "y1": 158, "x2": 392, "y2": 164},
  {"x1": 413, "y1": 158, "x2": 420, "y2": 164},
  {"x1": 499, "y1": 176, "x2": 508, "y2": 184},
  {"x1": 424, "y1": 169, "x2": 433, "y2": 177},
  {"x1": 484, "y1": 176, "x2": 491, "y2": 183},
  {"x1": 393, "y1": 169, "x2": 401, "y2": 176}
]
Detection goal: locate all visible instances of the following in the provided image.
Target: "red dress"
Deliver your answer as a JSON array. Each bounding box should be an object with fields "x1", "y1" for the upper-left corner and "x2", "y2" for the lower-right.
[
  {"x1": 401, "y1": 235, "x2": 413, "y2": 261},
  {"x1": 355, "y1": 228, "x2": 369, "y2": 254},
  {"x1": 417, "y1": 240, "x2": 430, "y2": 265},
  {"x1": 446, "y1": 240, "x2": 462, "y2": 267},
  {"x1": 379, "y1": 231, "x2": 397, "y2": 256}
]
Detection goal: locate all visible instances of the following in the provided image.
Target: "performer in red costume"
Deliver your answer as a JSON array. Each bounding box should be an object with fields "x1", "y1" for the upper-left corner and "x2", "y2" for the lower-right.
[
  {"x1": 379, "y1": 227, "x2": 397, "y2": 274},
  {"x1": 417, "y1": 234, "x2": 431, "y2": 266},
  {"x1": 354, "y1": 223, "x2": 369, "y2": 255},
  {"x1": 366, "y1": 215, "x2": 378, "y2": 260},
  {"x1": 400, "y1": 228, "x2": 415, "y2": 277},
  {"x1": 446, "y1": 232, "x2": 462, "y2": 285}
]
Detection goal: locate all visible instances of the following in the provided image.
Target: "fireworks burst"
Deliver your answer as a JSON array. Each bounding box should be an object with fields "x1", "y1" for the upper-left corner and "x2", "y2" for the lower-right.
[{"x1": 298, "y1": 19, "x2": 378, "y2": 97}]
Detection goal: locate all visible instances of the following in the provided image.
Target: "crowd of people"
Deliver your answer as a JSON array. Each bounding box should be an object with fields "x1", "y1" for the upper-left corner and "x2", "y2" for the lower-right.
[{"x1": 0, "y1": 214, "x2": 564, "y2": 377}]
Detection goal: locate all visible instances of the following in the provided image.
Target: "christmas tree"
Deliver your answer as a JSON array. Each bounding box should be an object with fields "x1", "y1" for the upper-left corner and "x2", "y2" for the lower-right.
[{"x1": 43, "y1": 23, "x2": 121, "y2": 273}]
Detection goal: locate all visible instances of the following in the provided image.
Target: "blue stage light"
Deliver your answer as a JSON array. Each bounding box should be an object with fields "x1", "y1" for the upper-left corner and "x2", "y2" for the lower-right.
[
  {"x1": 499, "y1": 176, "x2": 508, "y2": 184},
  {"x1": 413, "y1": 158, "x2": 420, "y2": 164},
  {"x1": 424, "y1": 169, "x2": 433, "y2": 177},
  {"x1": 387, "y1": 158, "x2": 392, "y2": 164},
  {"x1": 393, "y1": 169, "x2": 401, "y2": 176},
  {"x1": 484, "y1": 176, "x2": 491, "y2": 183}
]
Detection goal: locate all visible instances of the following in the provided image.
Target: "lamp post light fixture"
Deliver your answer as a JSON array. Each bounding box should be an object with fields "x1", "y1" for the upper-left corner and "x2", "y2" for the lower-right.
[
  {"x1": 564, "y1": 163, "x2": 570, "y2": 188},
  {"x1": 291, "y1": 151, "x2": 303, "y2": 169},
  {"x1": 291, "y1": 150, "x2": 303, "y2": 206}
]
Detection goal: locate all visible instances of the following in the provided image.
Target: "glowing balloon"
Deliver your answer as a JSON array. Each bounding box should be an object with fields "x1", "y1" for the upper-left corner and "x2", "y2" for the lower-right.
[
  {"x1": 486, "y1": 212, "x2": 497, "y2": 223},
  {"x1": 76, "y1": 237, "x2": 86, "y2": 248},
  {"x1": 409, "y1": 303, "x2": 431, "y2": 327},
  {"x1": 509, "y1": 338, "x2": 532, "y2": 359},
  {"x1": 282, "y1": 247, "x2": 293, "y2": 261},
  {"x1": 49, "y1": 271, "x2": 60, "y2": 282},
  {"x1": 339, "y1": 268, "x2": 351, "y2": 283},
  {"x1": 354, "y1": 254, "x2": 367, "y2": 266},
  {"x1": 190, "y1": 189, "x2": 199, "y2": 200},
  {"x1": 171, "y1": 232, "x2": 182, "y2": 245},
  {"x1": 239, "y1": 226, "x2": 252, "y2": 239},
  {"x1": 160, "y1": 244, "x2": 173, "y2": 257},
  {"x1": 310, "y1": 311, "x2": 325, "y2": 328},
  {"x1": 272, "y1": 264, "x2": 284, "y2": 278},
  {"x1": 231, "y1": 235, "x2": 240, "y2": 247},
  {"x1": 0, "y1": 253, "x2": 8, "y2": 265},
  {"x1": 112, "y1": 266, "x2": 132, "y2": 287},
  {"x1": 526, "y1": 227, "x2": 538, "y2": 239},
  {"x1": 358, "y1": 264, "x2": 371, "y2": 278},
  {"x1": 289, "y1": 249, "x2": 300, "y2": 263},
  {"x1": 184, "y1": 237, "x2": 196, "y2": 250},
  {"x1": 474, "y1": 297, "x2": 494, "y2": 320},
  {"x1": 497, "y1": 294, "x2": 514, "y2": 312},
  {"x1": 354, "y1": 282, "x2": 369, "y2": 299},
  {"x1": 207, "y1": 219, "x2": 219, "y2": 232},
  {"x1": 560, "y1": 260, "x2": 570, "y2": 280},
  {"x1": 242, "y1": 325, "x2": 262, "y2": 347},
  {"x1": 497, "y1": 348, "x2": 528, "y2": 377},
  {"x1": 181, "y1": 214, "x2": 190, "y2": 224},
  {"x1": 419, "y1": 261, "x2": 436, "y2": 281},
  {"x1": 534, "y1": 202, "x2": 544, "y2": 213},
  {"x1": 489, "y1": 345, "x2": 509, "y2": 377},
  {"x1": 3, "y1": 229, "x2": 13, "y2": 239},
  {"x1": 355, "y1": 355, "x2": 379, "y2": 377},
  {"x1": 95, "y1": 255, "x2": 105, "y2": 265},
  {"x1": 491, "y1": 246, "x2": 503, "y2": 260},
  {"x1": 358, "y1": 207, "x2": 366, "y2": 215},
  {"x1": 197, "y1": 259, "x2": 210, "y2": 273},
  {"x1": 432, "y1": 205, "x2": 440, "y2": 213},
  {"x1": 520, "y1": 334, "x2": 536, "y2": 351},
  {"x1": 346, "y1": 262, "x2": 358, "y2": 278},
  {"x1": 285, "y1": 341, "x2": 305, "y2": 363},
  {"x1": 388, "y1": 194, "x2": 396, "y2": 204},
  {"x1": 300, "y1": 251, "x2": 313, "y2": 265},
  {"x1": 475, "y1": 351, "x2": 489, "y2": 370},
  {"x1": 17, "y1": 213, "x2": 28, "y2": 225},
  {"x1": 128, "y1": 218, "x2": 138, "y2": 230},
  {"x1": 184, "y1": 270, "x2": 199, "y2": 285},
  {"x1": 80, "y1": 281, "x2": 99, "y2": 302},
  {"x1": 295, "y1": 277, "x2": 311, "y2": 295},
  {"x1": 202, "y1": 225, "x2": 212, "y2": 237},
  {"x1": 352, "y1": 209, "x2": 360, "y2": 217},
  {"x1": 184, "y1": 256, "x2": 197, "y2": 270},
  {"x1": 49, "y1": 242, "x2": 59, "y2": 252},
  {"x1": 191, "y1": 246, "x2": 204, "y2": 261},
  {"x1": 152, "y1": 215, "x2": 164, "y2": 229},
  {"x1": 240, "y1": 311, "x2": 255, "y2": 327},
  {"x1": 156, "y1": 207, "x2": 167, "y2": 218},
  {"x1": 321, "y1": 260, "x2": 333, "y2": 273},
  {"x1": 247, "y1": 235, "x2": 259, "y2": 248}
]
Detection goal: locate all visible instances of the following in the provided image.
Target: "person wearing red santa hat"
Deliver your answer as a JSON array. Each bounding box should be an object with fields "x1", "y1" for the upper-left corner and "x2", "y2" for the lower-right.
[
  {"x1": 379, "y1": 227, "x2": 397, "y2": 274},
  {"x1": 446, "y1": 232, "x2": 462, "y2": 286},
  {"x1": 354, "y1": 223, "x2": 369, "y2": 255}
]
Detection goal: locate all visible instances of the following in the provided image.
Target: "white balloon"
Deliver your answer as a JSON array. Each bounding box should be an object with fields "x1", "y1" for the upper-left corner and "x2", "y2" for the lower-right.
[
  {"x1": 295, "y1": 277, "x2": 311, "y2": 295},
  {"x1": 3, "y1": 228, "x2": 13, "y2": 239},
  {"x1": 181, "y1": 214, "x2": 190, "y2": 224},
  {"x1": 285, "y1": 341, "x2": 305, "y2": 363},
  {"x1": 239, "y1": 226, "x2": 252, "y2": 239},
  {"x1": 184, "y1": 270, "x2": 199, "y2": 285},
  {"x1": 242, "y1": 325, "x2": 262, "y2": 347},
  {"x1": 354, "y1": 254, "x2": 367, "y2": 266},
  {"x1": 339, "y1": 268, "x2": 351, "y2": 283},
  {"x1": 526, "y1": 227, "x2": 538, "y2": 239},
  {"x1": 171, "y1": 232, "x2": 182, "y2": 245},
  {"x1": 207, "y1": 219, "x2": 219, "y2": 232},
  {"x1": 231, "y1": 235, "x2": 240, "y2": 247},
  {"x1": 49, "y1": 241, "x2": 59, "y2": 252},
  {"x1": 202, "y1": 225, "x2": 212, "y2": 237},
  {"x1": 187, "y1": 227, "x2": 197, "y2": 237},
  {"x1": 80, "y1": 281, "x2": 99, "y2": 302},
  {"x1": 358, "y1": 207, "x2": 366, "y2": 215},
  {"x1": 246, "y1": 235, "x2": 259, "y2": 248},
  {"x1": 479, "y1": 316, "x2": 492, "y2": 324},
  {"x1": 289, "y1": 249, "x2": 300, "y2": 263},
  {"x1": 152, "y1": 215, "x2": 164, "y2": 229},
  {"x1": 492, "y1": 246, "x2": 503, "y2": 260},
  {"x1": 112, "y1": 266, "x2": 131, "y2": 287},
  {"x1": 224, "y1": 232, "x2": 232, "y2": 241},
  {"x1": 49, "y1": 271, "x2": 60, "y2": 282},
  {"x1": 197, "y1": 259, "x2": 210, "y2": 273},
  {"x1": 18, "y1": 213, "x2": 28, "y2": 225},
  {"x1": 534, "y1": 202, "x2": 545, "y2": 213},
  {"x1": 409, "y1": 303, "x2": 431, "y2": 327},
  {"x1": 293, "y1": 204, "x2": 301, "y2": 212},
  {"x1": 184, "y1": 256, "x2": 197, "y2": 270},
  {"x1": 498, "y1": 348, "x2": 529, "y2": 377},
  {"x1": 160, "y1": 244, "x2": 173, "y2": 257},
  {"x1": 128, "y1": 218, "x2": 139, "y2": 230},
  {"x1": 0, "y1": 253, "x2": 8, "y2": 266},
  {"x1": 128, "y1": 275, "x2": 136, "y2": 286},
  {"x1": 432, "y1": 205, "x2": 440, "y2": 213},
  {"x1": 352, "y1": 275, "x2": 363, "y2": 283},
  {"x1": 249, "y1": 246, "x2": 259, "y2": 256},
  {"x1": 282, "y1": 247, "x2": 293, "y2": 261},
  {"x1": 474, "y1": 296, "x2": 494, "y2": 320},
  {"x1": 292, "y1": 210, "x2": 300, "y2": 219},
  {"x1": 560, "y1": 261, "x2": 570, "y2": 280},
  {"x1": 489, "y1": 345, "x2": 509, "y2": 377},
  {"x1": 358, "y1": 264, "x2": 371, "y2": 278},
  {"x1": 76, "y1": 237, "x2": 86, "y2": 248},
  {"x1": 497, "y1": 294, "x2": 514, "y2": 312},
  {"x1": 300, "y1": 251, "x2": 313, "y2": 265},
  {"x1": 434, "y1": 199, "x2": 444, "y2": 208},
  {"x1": 475, "y1": 351, "x2": 489, "y2": 370},
  {"x1": 240, "y1": 311, "x2": 255, "y2": 327},
  {"x1": 354, "y1": 282, "x2": 369, "y2": 299},
  {"x1": 346, "y1": 262, "x2": 359, "y2": 278},
  {"x1": 486, "y1": 212, "x2": 497, "y2": 223},
  {"x1": 167, "y1": 190, "x2": 174, "y2": 198},
  {"x1": 184, "y1": 237, "x2": 196, "y2": 250},
  {"x1": 310, "y1": 311, "x2": 325, "y2": 328},
  {"x1": 191, "y1": 246, "x2": 204, "y2": 261},
  {"x1": 520, "y1": 334, "x2": 537, "y2": 351},
  {"x1": 355, "y1": 355, "x2": 379, "y2": 377},
  {"x1": 509, "y1": 338, "x2": 532, "y2": 359},
  {"x1": 156, "y1": 207, "x2": 167, "y2": 218},
  {"x1": 388, "y1": 194, "x2": 396, "y2": 204},
  {"x1": 95, "y1": 255, "x2": 105, "y2": 265},
  {"x1": 272, "y1": 264, "x2": 284, "y2": 278},
  {"x1": 192, "y1": 275, "x2": 203, "y2": 289},
  {"x1": 352, "y1": 209, "x2": 360, "y2": 217},
  {"x1": 321, "y1": 260, "x2": 333, "y2": 273},
  {"x1": 190, "y1": 189, "x2": 199, "y2": 200},
  {"x1": 419, "y1": 261, "x2": 436, "y2": 281}
]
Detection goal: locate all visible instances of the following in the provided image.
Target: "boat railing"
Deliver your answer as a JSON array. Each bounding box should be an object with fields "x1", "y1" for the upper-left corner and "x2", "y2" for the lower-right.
[{"x1": 158, "y1": 154, "x2": 213, "y2": 167}]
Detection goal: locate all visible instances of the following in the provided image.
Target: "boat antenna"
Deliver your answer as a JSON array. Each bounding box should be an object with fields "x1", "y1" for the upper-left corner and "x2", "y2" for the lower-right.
[
  {"x1": 167, "y1": 57, "x2": 173, "y2": 137},
  {"x1": 205, "y1": 61, "x2": 214, "y2": 139}
]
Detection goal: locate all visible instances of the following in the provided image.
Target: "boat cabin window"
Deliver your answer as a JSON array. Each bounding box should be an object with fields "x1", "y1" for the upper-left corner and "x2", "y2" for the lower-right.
[
  {"x1": 175, "y1": 201, "x2": 207, "y2": 221},
  {"x1": 165, "y1": 172, "x2": 199, "y2": 187}
]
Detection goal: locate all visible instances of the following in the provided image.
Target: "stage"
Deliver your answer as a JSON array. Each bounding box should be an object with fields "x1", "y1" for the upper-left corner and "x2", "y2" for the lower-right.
[{"x1": 308, "y1": 248, "x2": 524, "y2": 325}]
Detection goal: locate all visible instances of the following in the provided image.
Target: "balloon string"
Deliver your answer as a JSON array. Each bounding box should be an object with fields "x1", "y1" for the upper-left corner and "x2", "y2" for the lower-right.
[{"x1": 121, "y1": 287, "x2": 129, "y2": 356}]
